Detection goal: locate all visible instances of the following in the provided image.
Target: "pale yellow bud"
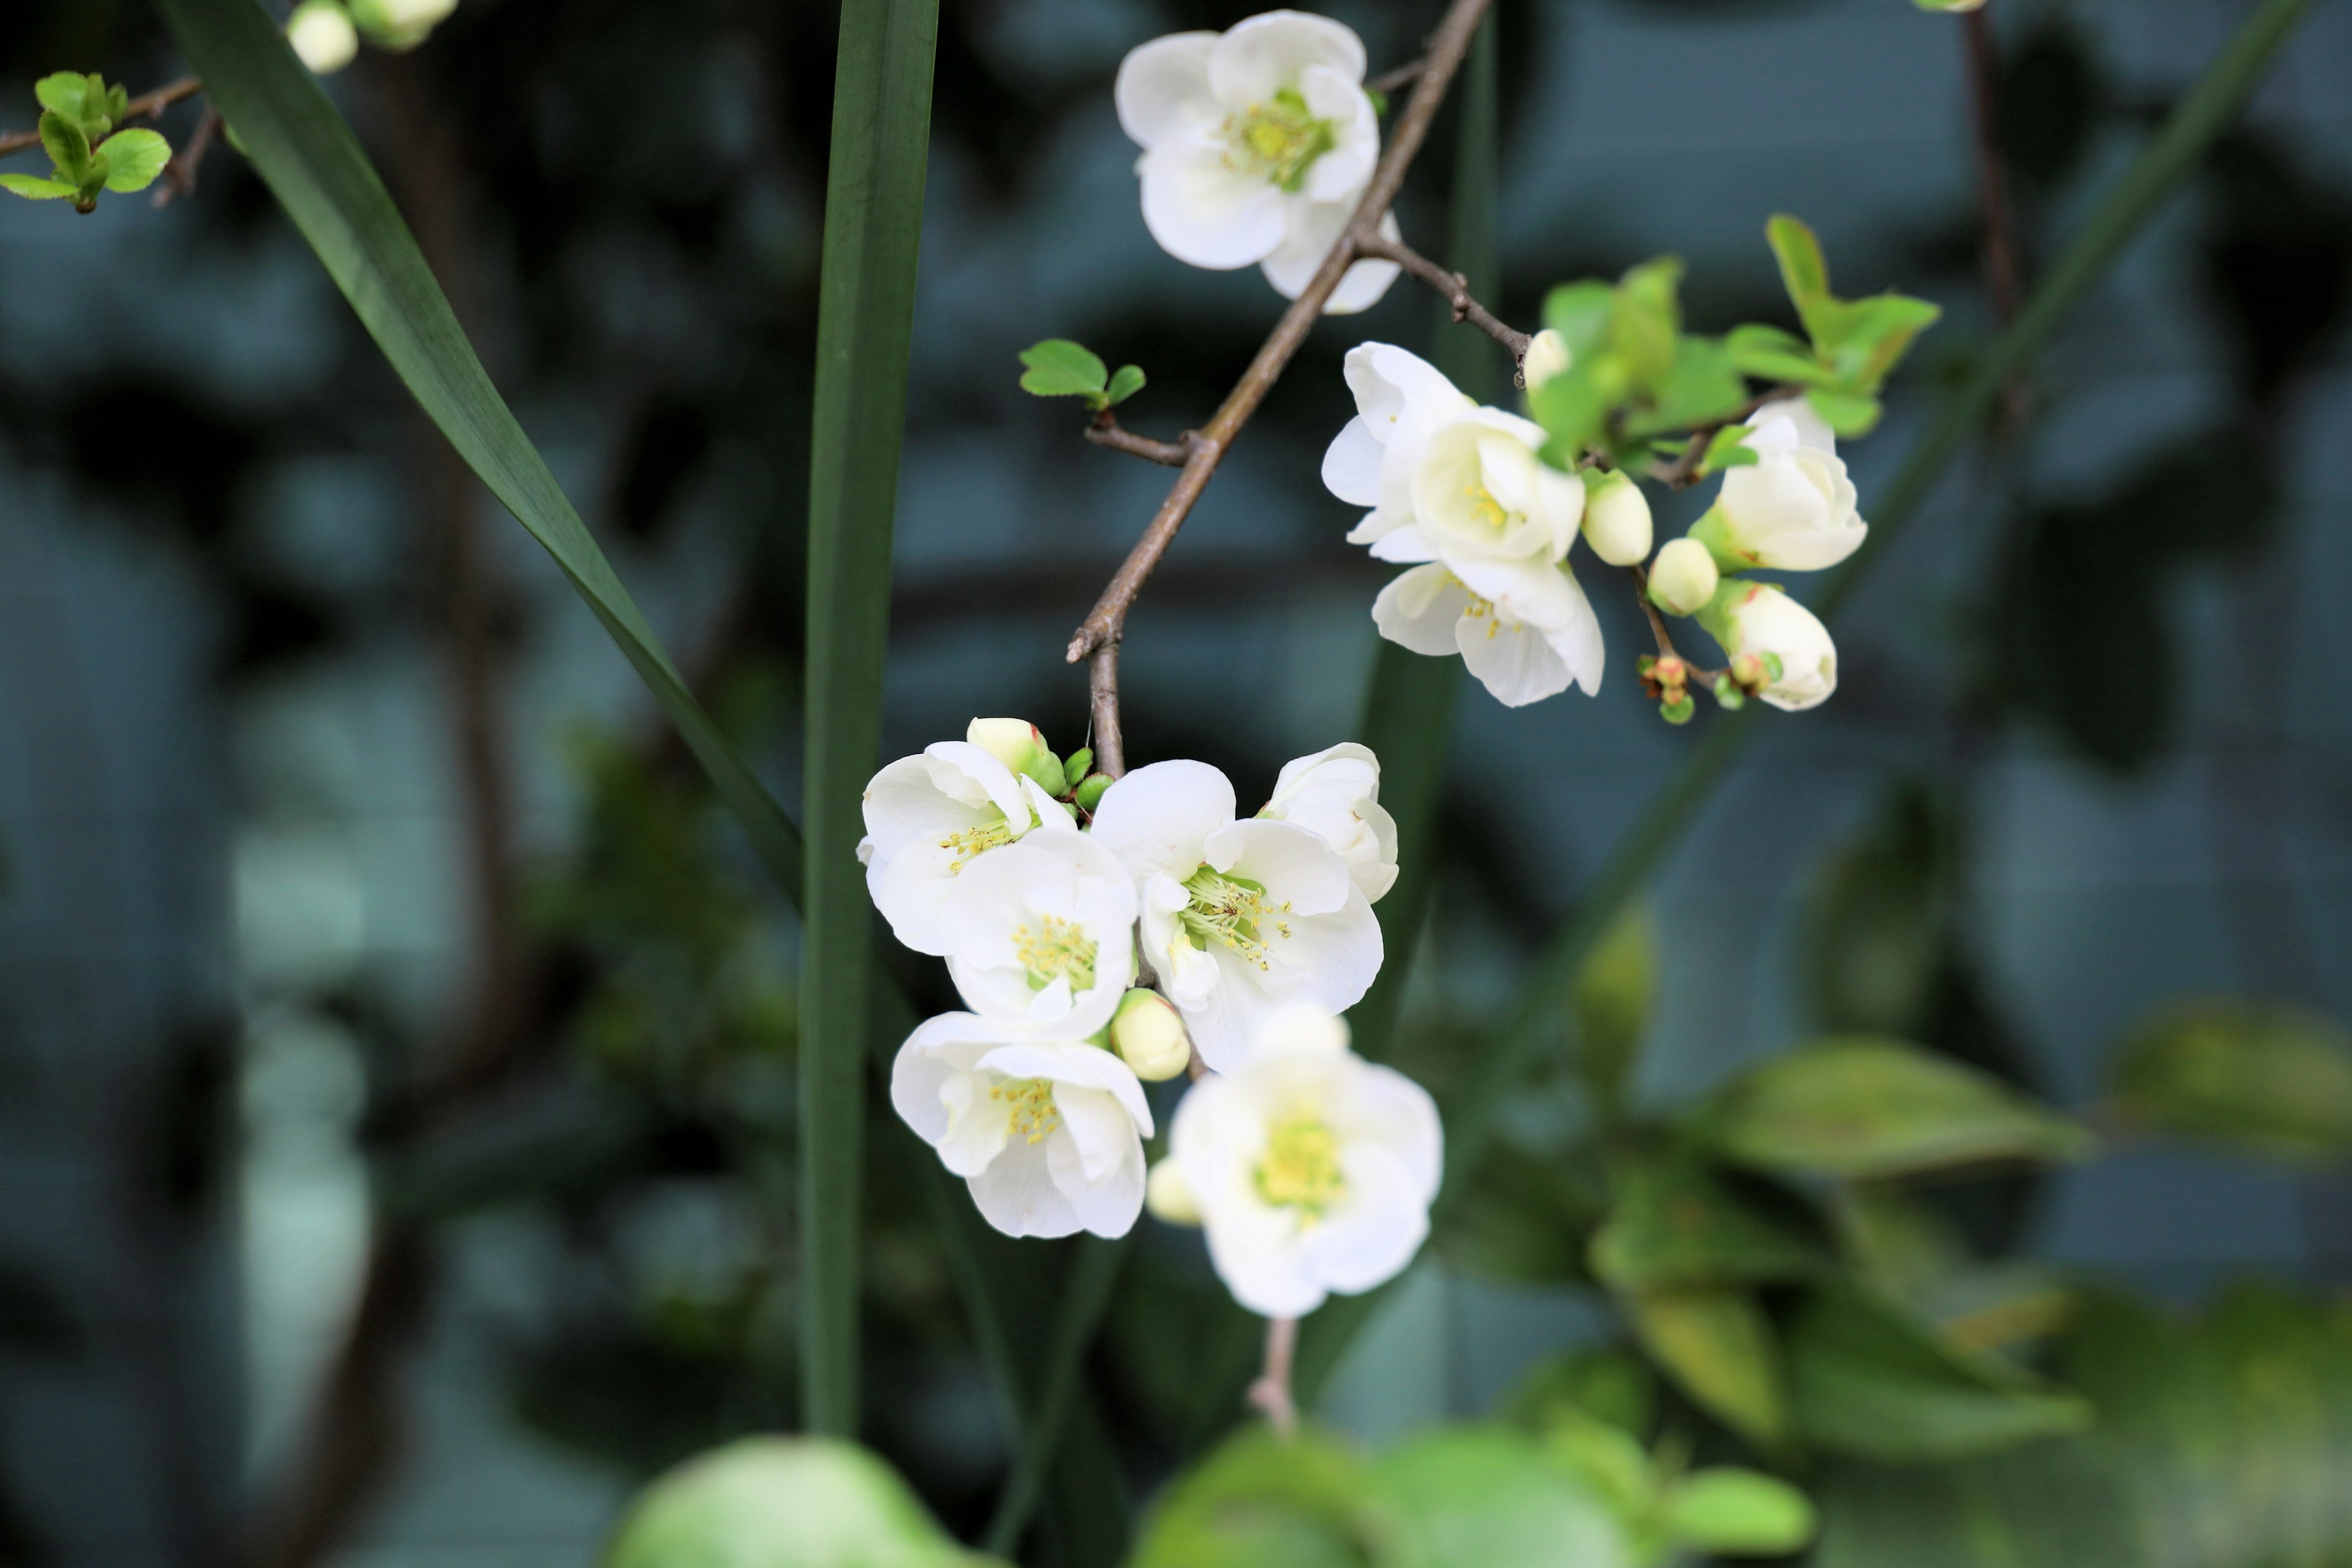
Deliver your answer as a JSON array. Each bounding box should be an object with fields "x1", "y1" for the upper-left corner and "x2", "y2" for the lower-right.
[
  {"x1": 1648, "y1": 537, "x2": 1720, "y2": 617},
  {"x1": 1110, "y1": 989, "x2": 1192, "y2": 1081},
  {"x1": 1145, "y1": 1159, "x2": 1201, "y2": 1226},
  {"x1": 1522, "y1": 328, "x2": 1572, "y2": 391},
  {"x1": 966, "y1": 718, "x2": 1046, "y2": 777},
  {"x1": 1580, "y1": 470, "x2": 1653, "y2": 567},
  {"x1": 287, "y1": 1, "x2": 360, "y2": 72}
]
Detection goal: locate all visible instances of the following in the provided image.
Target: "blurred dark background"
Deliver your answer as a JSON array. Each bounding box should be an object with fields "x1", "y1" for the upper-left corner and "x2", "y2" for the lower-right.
[{"x1": 0, "y1": 0, "x2": 2348, "y2": 1562}]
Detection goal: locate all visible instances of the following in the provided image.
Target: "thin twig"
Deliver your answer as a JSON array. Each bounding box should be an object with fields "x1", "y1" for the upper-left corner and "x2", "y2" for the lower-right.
[
  {"x1": 1084, "y1": 412, "x2": 1193, "y2": 467},
  {"x1": 1642, "y1": 384, "x2": 1799, "y2": 489},
  {"x1": 1065, "y1": 0, "x2": 1497, "y2": 777},
  {"x1": 1355, "y1": 229, "x2": 1532, "y2": 373},
  {"x1": 1627, "y1": 564, "x2": 1727, "y2": 688},
  {"x1": 1960, "y1": 7, "x2": 2030, "y2": 426},
  {"x1": 1246, "y1": 1316, "x2": 1300, "y2": 1437},
  {"x1": 1366, "y1": 58, "x2": 1427, "y2": 97},
  {"x1": 0, "y1": 74, "x2": 203, "y2": 157},
  {"x1": 154, "y1": 105, "x2": 222, "y2": 208}
]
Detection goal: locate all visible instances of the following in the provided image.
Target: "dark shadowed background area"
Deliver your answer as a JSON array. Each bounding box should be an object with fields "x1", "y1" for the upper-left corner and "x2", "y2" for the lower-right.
[{"x1": 0, "y1": 0, "x2": 2348, "y2": 1563}]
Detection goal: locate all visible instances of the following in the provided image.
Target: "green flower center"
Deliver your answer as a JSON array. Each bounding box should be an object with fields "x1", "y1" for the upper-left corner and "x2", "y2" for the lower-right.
[
  {"x1": 1223, "y1": 87, "x2": 1337, "y2": 192},
  {"x1": 1014, "y1": 914, "x2": 1097, "y2": 993},
  {"x1": 990, "y1": 1077, "x2": 1061, "y2": 1145},
  {"x1": 1256, "y1": 1115, "x2": 1346, "y2": 1213},
  {"x1": 1180, "y1": 864, "x2": 1294, "y2": 971}
]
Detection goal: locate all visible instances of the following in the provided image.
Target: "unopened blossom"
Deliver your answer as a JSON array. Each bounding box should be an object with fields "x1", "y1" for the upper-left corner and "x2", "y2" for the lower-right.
[
  {"x1": 892, "y1": 1014, "x2": 1153, "y2": 1239},
  {"x1": 1324, "y1": 342, "x2": 1606, "y2": 706},
  {"x1": 1692, "y1": 398, "x2": 1867, "y2": 572},
  {"x1": 1115, "y1": 12, "x2": 1401, "y2": 312},
  {"x1": 1698, "y1": 580, "x2": 1839, "y2": 711},
  {"x1": 287, "y1": 1, "x2": 359, "y2": 72},
  {"x1": 1259, "y1": 742, "x2": 1398, "y2": 903},
  {"x1": 1521, "y1": 328, "x2": 1572, "y2": 391},
  {"x1": 965, "y1": 717, "x2": 1064, "y2": 794},
  {"x1": 1648, "y1": 536, "x2": 1720, "y2": 616},
  {"x1": 1088, "y1": 760, "x2": 1381, "y2": 1071},
  {"x1": 349, "y1": 0, "x2": 456, "y2": 48},
  {"x1": 1109, "y1": 989, "x2": 1193, "y2": 1081},
  {"x1": 1580, "y1": 469, "x2": 1654, "y2": 567},
  {"x1": 860, "y1": 741, "x2": 1071, "y2": 957},
  {"x1": 1162, "y1": 1004, "x2": 1441, "y2": 1317},
  {"x1": 940, "y1": 832, "x2": 1137, "y2": 1039}
]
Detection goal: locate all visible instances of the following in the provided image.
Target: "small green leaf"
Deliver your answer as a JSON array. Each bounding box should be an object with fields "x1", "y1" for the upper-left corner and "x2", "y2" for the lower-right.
[
  {"x1": 1725, "y1": 322, "x2": 1828, "y2": 385},
  {"x1": 2106, "y1": 998, "x2": 2352, "y2": 1164},
  {"x1": 1104, "y1": 363, "x2": 1146, "y2": 406},
  {"x1": 1700, "y1": 423, "x2": 1758, "y2": 475},
  {"x1": 1623, "y1": 334, "x2": 1746, "y2": 437},
  {"x1": 34, "y1": 73, "x2": 91, "y2": 119},
  {"x1": 1662, "y1": 1469, "x2": 1818, "y2": 1555},
  {"x1": 1371, "y1": 1427, "x2": 1633, "y2": 1568},
  {"x1": 1128, "y1": 1425, "x2": 1372, "y2": 1568},
  {"x1": 1061, "y1": 747, "x2": 1093, "y2": 789},
  {"x1": 1789, "y1": 1284, "x2": 2090, "y2": 1461},
  {"x1": 1702, "y1": 1036, "x2": 2092, "y2": 1180},
  {"x1": 1766, "y1": 214, "x2": 1833, "y2": 334},
  {"x1": 1610, "y1": 257, "x2": 1684, "y2": 390},
  {"x1": 1629, "y1": 1286, "x2": 1787, "y2": 1446},
  {"x1": 1805, "y1": 389, "x2": 1882, "y2": 437},
  {"x1": 106, "y1": 83, "x2": 130, "y2": 123},
  {"x1": 99, "y1": 129, "x2": 172, "y2": 192},
  {"x1": 603, "y1": 1437, "x2": 983, "y2": 1568},
  {"x1": 1590, "y1": 1156, "x2": 1823, "y2": 1292},
  {"x1": 0, "y1": 174, "x2": 77, "y2": 201},
  {"x1": 1017, "y1": 338, "x2": 1109, "y2": 400},
  {"x1": 1542, "y1": 280, "x2": 1616, "y2": 359},
  {"x1": 40, "y1": 110, "x2": 92, "y2": 183}
]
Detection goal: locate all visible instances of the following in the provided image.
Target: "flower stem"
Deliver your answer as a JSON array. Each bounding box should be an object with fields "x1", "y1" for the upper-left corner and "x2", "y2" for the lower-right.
[{"x1": 1246, "y1": 1316, "x2": 1302, "y2": 1438}]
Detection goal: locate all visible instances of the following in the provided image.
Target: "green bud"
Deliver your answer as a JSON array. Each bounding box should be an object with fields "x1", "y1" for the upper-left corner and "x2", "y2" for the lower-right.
[
  {"x1": 966, "y1": 717, "x2": 1061, "y2": 794},
  {"x1": 1711, "y1": 674, "x2": 1746, "y2": 710},
  {"x1": 1109, "y1": 988, "x2": 1191, "y2": 1080},
  {"x1": 1061, "y1": 748, "x2": 1093, "y2": 790},
  {"x1": 1660, "y1": 696, "x2": 1695, "y2": 725},
  {"x1": 1072, "y1": 773, "x2": 1112, "y2": 813}
]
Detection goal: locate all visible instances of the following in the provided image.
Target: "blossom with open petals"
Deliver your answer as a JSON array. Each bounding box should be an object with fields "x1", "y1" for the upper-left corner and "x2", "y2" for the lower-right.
[
  {"x1": 860, "y1": 742, "x2": 1071, "y2": 957},
  {"x1": 1156, "y1": 1005, "x2": 1441, "y2": 1316},
  {"x1": 940, "y1": 832, "x2": 1137, "y2": 1039},
  {"x1": 1692, "y1": 398, "x2": 1868, "y2": 572},
  {"x1": 1698, "y1": 580, "x2": 1839, "y2": 711},
  {"x1": 1260, "y1": 742, "x2": 1397, "y2": 903},
  {"x1": 892, "y1": 1014, "x2": 1154, "y2": 1239},
  {"x1": 1324, "y1": 342, "x2": 1605, "y2": 706},
  {"x1": 1115, "y1": 12, "x2": 1401, "y2": 312},
  {"x1": 1088, "y1": 761, "x2": 1381, "y2": 1071}
]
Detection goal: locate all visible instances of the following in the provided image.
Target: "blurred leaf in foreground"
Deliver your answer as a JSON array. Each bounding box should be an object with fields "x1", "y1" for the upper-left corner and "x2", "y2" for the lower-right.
[{"x1": 2105, "y1": 997, "x2": 2352, "y2": 1164}]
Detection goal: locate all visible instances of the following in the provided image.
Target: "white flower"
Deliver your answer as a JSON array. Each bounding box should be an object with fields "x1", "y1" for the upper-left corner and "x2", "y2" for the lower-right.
[
  {"x1": 1647, "y1": 536, "x2": 1720, "y2": 617},
  {"x1": 1164, "y1": 1005, "x2": 1441, "y2": 1317},
  {"x1": 1259, "y1": 742, "x2": 1397, "y2": 903},
  {"x1": 1693, "y1": 398, "x2": 1868, "y2": 572},
  {"x1": 1580, "y1": 469, "x2": 1654, "y2": 568},
  {"x1": 1088, "y1": 761, "x2": 1382, "y2": 1072},
  {"x1": 891, "y1": 1014, "x2": 1154, "y2": 1240},
  {"x1": 1325, "y1": 343, "x2": 1606, "y2": 707},
  {"x1": 1697, "y1": 580, "x2": 1839, "y2": 711},
  {"x1": 860, "y1": 742, "x2": 1071, "y2": 957},
  {"x1": 1115, "y1": 12, "x2": 1401, "y2": 312},
  {"x1": 287, "y1": 1, "x2": 359, "y2": 72},
  {"x1": 939, "y1": 832, "x2": 1137, "y2": 1038}
]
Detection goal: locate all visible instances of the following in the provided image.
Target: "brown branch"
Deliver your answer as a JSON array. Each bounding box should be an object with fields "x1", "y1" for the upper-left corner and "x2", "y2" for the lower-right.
[
  {"x1": 154, "y1": 105, "x2": 221, "y2": 208},
  {"x1": 1642, "y1": 384, "x2": 1801, "y2": 489},
  {"x1": 1084, "y1": 410, "x2": 1193, "y2": 467},
  {"x1": 1355, "y1": 229, "x2": 1532, "y2": 372},
  {"x1": 0, "y1": 74, "x2": 203, "y2": 157},
  {"x1": 1245, "y1": 1316, "x2": 1300, "y2": 1437},
  {"x1": 1366, "y1": 59, "x2": 1427, "y2": 97},
  {"x1": 1960, "y1": 8, "x2": 2030, "y2": 428},
  {"x1": 1626, "y1": 564, "x2": 1727, "y2": 691},
  {"x1": 1065, "y1": 0, "x2": 1496, "y2": 778}
]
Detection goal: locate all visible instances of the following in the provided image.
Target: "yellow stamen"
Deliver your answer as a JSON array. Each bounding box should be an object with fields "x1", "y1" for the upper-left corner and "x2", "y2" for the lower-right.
[
  {"x1": 1179, "y1": 865, "x2": 1294, "y2": 971},
  {"x1": 1256, "y1": 1115, "x2": 1345, "y2": 1214},
  {"x1": 1014, "y1": 913, "x2": 1097, "y2": 993},
  {"x1": 987, "y1": 1077, "x2": 1061, "y2": 1145}
]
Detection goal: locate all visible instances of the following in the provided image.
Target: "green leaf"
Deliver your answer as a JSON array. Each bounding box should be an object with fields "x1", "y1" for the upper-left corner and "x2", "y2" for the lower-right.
[
  {"x1": 1129, "y1": 1426, "x2": 1375, "y2": 1568},
  {"x1": 97, "y1": 129, "x2": 172, "y2": 192},
  {"x1": 1610, "y1": 257, "x2": 1684, "y2": 390},
  {"x1": 1725, "y1": 322, "x2": 1828, "y2": 385},
  {"x1": 1822, "y1": 292, "x2": 1943, "y2": 390},
  {"x1": 1542, "y1": 280, "x2": 1616, "y2": 360},
  {"x1": 2105, "y1": 997, "x2": 2352, "y2": 1164},
  {"x1": 1104, "y1": 363, "x2": 1146, "y2": 406},
  {"x1": 1624, "y1": 334, "x2": 1748, "y2": 437},
  {"x1": 1766, "y1": 214, "x2": 1833, "y2": 338},
  {"x1": 1017, "y1": 337, "x2": 1109, "y2": 399},
  {"x1": 1806, "y1": 388, "x2": 1883, "y2": 437},
  {"x1": 1501, "y1": 1348, "x2": 1655, "y2": 1438},
  {"x1": 1371, "y1": 1427, "x2": 1632, "y2": 1568},
  {"x1": 1700, "y1": 423, "x2": 1758, "y2": 475},
  {"x1": 801, "y1": 0, "x2": 940, "y2": 1439},
  {"x1": 1662, "y1": 1469, "x2": 1818, "y2": 1556},
  {"x1": 40, "y1": 110, "x2": 92, "y2": 183},
  {"x1": 1589, "y1": 1155, "x2": 1823, "y2": 1292},
  {"x1": 1627, "y1": 1286, "x2": 1787, "y2": 1446},
  {"x1": 1700, "y1": 1036, "x2": 2092, "y2": 1179},
  {"x1": 1570, "y1": 907, "x2": 1651, "y2": 1112},
  {"x1": 0, "y1": 174, "x2": 76, "y2": 201},
  {"x1": 33, "y1": 73, "x2": 91, "y2": 121},
  {"x1": 1789, "y1": 1284, "x2": 2090, "y2": 1461},
  {"x1": 603, "y1": 1438, "x2": 983, "y2": 1568}
]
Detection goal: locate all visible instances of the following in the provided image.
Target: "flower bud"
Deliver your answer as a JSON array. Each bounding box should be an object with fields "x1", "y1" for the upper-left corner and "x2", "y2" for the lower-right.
[
  {"x1": 1073, "y1": 772, "x2": 1112, "y2": 813},
  {"x1": 1648, "y1": 537, "x2": 1719, "y2": 617},
  {"x1": 1697, "y1": 581, "x2": 1838, "y2": 712},
  {"x1": 1522, "y1": 328, "x2": 1572, "y2": 391},
  {"x1": 348, "y1": 0, "x2": 457, "y2": 48},
  {"x1": 1145, "y1": 1158, "x2": 1202, "y2": 1226},
  {"x1": 1109, "y1": 989, "x2": 1191, "y2": 1081},
  {"x1": 1061, "y1": 747, "x2": 1094, "y2": 790},
  {"x1": 1580, "y1": 470, "x2": 1653, "y2": 567},
  {"x1": 287, "y1": 1, "x2": 360, "y2": 72},
  {"x1": 967, "y1": 717, "x2": 1061, "y2": 795}
]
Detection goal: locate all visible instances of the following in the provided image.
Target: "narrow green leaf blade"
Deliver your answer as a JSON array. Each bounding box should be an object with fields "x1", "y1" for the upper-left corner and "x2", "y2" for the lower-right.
[{"x1": 801, "y1": 0, "x2": 940, "y2": 1439}]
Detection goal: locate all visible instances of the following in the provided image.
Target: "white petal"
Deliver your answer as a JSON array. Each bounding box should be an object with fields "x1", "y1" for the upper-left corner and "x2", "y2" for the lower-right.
[
  {"x1": 1248, "y1": 1001, "x2": 1352, "y2": 1057},
  {"x1": 1367, "y1": 524, "x2": 1439, "y2": 565},
  {"x1": 1265, "y1": 205, "x2": 1398, "y2": 314},
  {"x1": 1457, "y1": 612, "x2": 1574, "y2": 707},
  {"x1": 1334, "y1": 1061, "x2": 1444, "y2": 1200},
  {"x1": 1204, "y1": 1206, "x2": 1327, "y2": 1317},
  {"x1": 1748, "y1": 396, "x2": 1838, "y2": 456},
  {"x1": 1371, "y1": 565, "x2": 1471, "y2": 657},
  {"x1": 1115, "y1": 31, "x2": 1218, "y2": 147},
  {"x1": 1207, "y1": 817, "x2": 1351, "y2": 915},
  {"x1": 1268, "y1": 741, "x2": 1381, "y2": 806},
  {"x1": 1139, "y1": 143, "x2": 1288, "y2": 270},
  {"x1": 1088, "y1": 760, "x2": 1236, "y2": 886},
  {"x1": 1452, "y1": 556, "x2": 1585, "y2": 631},
  {"x1": 1321, "y1": 417, "x2": 1385, "y2": 506},
  {"x1": 1208, "y1": 10, "x2": 1366, "y2": 104},
  {"x1": 889, "y1": 1013, "x2": 998, "y2": 1146},
  {"x1": 1177, "y1": 951, "x2": 1305, "y2": 1072},
  {"x1": 1540, "y1": 594, "x2": 1608, "y2": 699},
  {"x1": 935, "y1": 1072, "x2": 1014, "y2": 1177},
  {"x1": 1300, "y1": 1142, "x2": 1430, "y2": 1295},
  {"x1": 976, "y1": 1041, "x2": 1154, "y2": 1137},
  {"x1": 1266, "y1": 886, "x2": 1382, "y2": 1013},
  {"x1": 1296, "y1": 64, "x2": 1379, "y2": 203},
  {"x1": 969, "y1": 1138, "x2": 1082, "y2": 1239}
]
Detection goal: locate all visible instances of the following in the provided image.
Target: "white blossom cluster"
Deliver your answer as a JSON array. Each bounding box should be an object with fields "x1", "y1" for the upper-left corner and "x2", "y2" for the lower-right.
[{"x1": 867, "y1": 723, "x2": 1442, "y2": 1319}]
